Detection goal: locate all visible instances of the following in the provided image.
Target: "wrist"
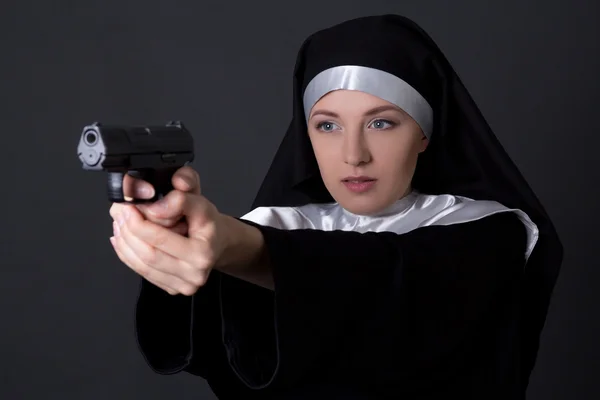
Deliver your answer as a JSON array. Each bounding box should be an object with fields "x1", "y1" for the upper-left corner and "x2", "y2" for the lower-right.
[
  {"x1": 216, "y1": 214, "x2": 273, "y2": 290},
  {"x1": 217, "y1": 214, "x2": 265, "y2": 271}
]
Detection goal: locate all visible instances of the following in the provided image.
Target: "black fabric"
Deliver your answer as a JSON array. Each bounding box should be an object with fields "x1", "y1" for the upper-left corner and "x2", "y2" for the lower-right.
[
  {"x1": 136, "y1": 212, "x2": 527, "y2": 399},
  {"x1": 135, "y1": 271, "x2": 269, "y2": 399},
  {"x1": 251, "y1": 14, "x2": 563, "y2": 389},
  {"x1": 134, "y1": 14, "x2": 563, "y2": 399}
]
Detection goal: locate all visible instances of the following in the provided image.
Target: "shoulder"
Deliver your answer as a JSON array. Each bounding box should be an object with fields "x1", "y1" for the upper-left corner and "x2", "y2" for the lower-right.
[
  {"x1": 411, "y1": 195, "x2": 528, "y2": 248},
  {"x1": 239, "y1": 202, "x2": 340, "y2": 230},
  {"x1": 240, "y1": 206, "x2": 312, "y2": 229},
  {"x1": 400, "y1": 211, "x2": 528, "y2": 269},
  {"x1": 428, "y1": 210, "x2": 527, "y2": 239},
  {"x1": 414, "y1": 193, "x2": 538, "y2": 261}
]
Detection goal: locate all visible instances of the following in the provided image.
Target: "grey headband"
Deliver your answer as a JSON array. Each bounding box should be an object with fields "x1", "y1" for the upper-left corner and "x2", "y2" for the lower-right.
[{"x1": 302, "y1": 65, "x2": 433, "y2": 139}]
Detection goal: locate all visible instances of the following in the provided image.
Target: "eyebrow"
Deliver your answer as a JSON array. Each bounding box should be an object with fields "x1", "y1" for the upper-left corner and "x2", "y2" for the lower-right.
[{"x1": 310, "y1": 104, "x2": 402, "y2": 119}]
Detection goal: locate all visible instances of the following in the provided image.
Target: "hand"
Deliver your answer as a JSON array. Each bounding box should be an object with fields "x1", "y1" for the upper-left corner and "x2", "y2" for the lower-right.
[{"x1": 109, "y1": 167, "x2": 229, "y2": 296}]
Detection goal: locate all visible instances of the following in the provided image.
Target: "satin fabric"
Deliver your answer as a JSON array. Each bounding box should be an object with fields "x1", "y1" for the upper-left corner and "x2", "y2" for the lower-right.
[
  {"x1": 302, "y1": 65, "x2": 434, "y2": 138},
  {"x1": 241, "y1": 191, "x2": 539, "y2": 262},
  {"x1": 248, "y1": 15, "x2": 562, "y2": 387}
]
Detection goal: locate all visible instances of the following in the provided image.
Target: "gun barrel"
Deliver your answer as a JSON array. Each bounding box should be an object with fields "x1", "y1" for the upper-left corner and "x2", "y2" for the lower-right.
[{"x1": 77, "y1": 121, "x2": 194, "y2": 171}]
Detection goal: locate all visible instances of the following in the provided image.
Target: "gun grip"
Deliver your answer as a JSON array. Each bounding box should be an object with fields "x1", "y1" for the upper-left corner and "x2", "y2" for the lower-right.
[{"x1": 107, "y1": 169, "x2": 177, "y2": 203}]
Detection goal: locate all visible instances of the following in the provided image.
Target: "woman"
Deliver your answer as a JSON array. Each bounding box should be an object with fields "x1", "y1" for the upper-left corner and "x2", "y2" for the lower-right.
[{"x1": 109, "y1": 14, "x2": 563, "y2": 399}]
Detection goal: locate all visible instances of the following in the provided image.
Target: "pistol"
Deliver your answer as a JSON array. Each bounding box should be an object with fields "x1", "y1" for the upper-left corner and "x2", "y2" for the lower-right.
[{"x1": 77, "y1": 121, "x2": 194, "y2": 203}]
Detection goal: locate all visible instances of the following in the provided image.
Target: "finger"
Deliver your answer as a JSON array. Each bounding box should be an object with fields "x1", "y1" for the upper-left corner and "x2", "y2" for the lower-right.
[
  {"x1": 116, "y1": 226, "x2": 205, "y2": 295},
  {"x1": 112, "y1": 223, "x2": 201, "y2": 295},
  {"x1": 140, "y1": 215, "x2": 189, "y2": 236},
  {"x1": 110, "y1": 203, "x2": 126, "y2": 220},
  {"x1": 139, "y1": 189, "x2": 186, "y2": 220},
  {"x1": 172, "y1": 166, "x2": 201, "y2": 195},
  {"x1": 117, "y1": 206, "x2": 206, "y2": 284},
  {"x1": 145, "y1": 190, "x2": 217, "y2": 231},
  {"x1": 124, "y1": 195, "x2": 215, "y2": 265},
  {"x1": 135, "y1": 203, "x2": 183, "y2": 228},
  {"x1": 113, "y1": 233, "x2": 194, "y2": 295},
  {"x1": 110, "y1": 236, "x2": 179, "y2": 295},
  {"x1": 116, "y1": 217, "x2": 185, "y2": 279},
  {"x1": 127, "y1": 204, "x2": 190, "y2": 233},
  {"x1": 123, "y1": 173, "x2": 156, "y2": 200}
]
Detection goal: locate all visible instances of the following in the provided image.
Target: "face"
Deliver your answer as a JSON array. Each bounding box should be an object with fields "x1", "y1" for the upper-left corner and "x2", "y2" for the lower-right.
[{"x1": 307, "y1": 90, "x2": 429, "y2": 216}]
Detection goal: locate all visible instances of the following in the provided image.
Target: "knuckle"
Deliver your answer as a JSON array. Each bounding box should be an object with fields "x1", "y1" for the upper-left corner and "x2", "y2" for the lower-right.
[
  {"x1": 135, "y1": 264, "x2": 152, "y2": 279},
  {"x1": 204, "y1": 252, "x2": 217, "y2": 267},
  {"x1": 125, "y1": 215, "x2": 140, "y2": 233},
  {"x1": 163, "y1": 217, "x2": 180, "y2": 227},
  {"x1": 192, "y1": 241, "x2": 214, "y2": 264},
  {"x1": 190, "y1": 272, "x2": 208, "y2": 288},
  {"x1": 150, "y1": 231, "x2": 169, "y2": 248},
  {"x1": 109, "y1": 204, "x2": 120, "y2": 219},
  {"x1": 179, "y1": 285, "x2": 197, "y2": 296},
  {"x1": 138, "y1": 247, "x2": 158, "y2": 267}
]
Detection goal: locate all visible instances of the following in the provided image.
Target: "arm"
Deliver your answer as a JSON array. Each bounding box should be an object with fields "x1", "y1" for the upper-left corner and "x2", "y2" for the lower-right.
[
  {"x1": 136, "y1": 211, "x2": 527, "y2": 395},
  {"x1": 216, "y1": 212, "x2": 528, "y2": 391},
  {"x1": 216, "y1": 214, "x2": 274, "y2": 290},
  {"x1": 135, "y1": 264, "x2": 271, "y2": 399}
]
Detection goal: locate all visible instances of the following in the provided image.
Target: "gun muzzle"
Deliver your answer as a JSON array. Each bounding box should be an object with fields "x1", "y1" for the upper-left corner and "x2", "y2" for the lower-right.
[
  {"x1": 78, "y1": 126, "x2": 104, "y2": 168},
  {"x1": 77, "y1": 121, "x2": 195, "y2": 203}
]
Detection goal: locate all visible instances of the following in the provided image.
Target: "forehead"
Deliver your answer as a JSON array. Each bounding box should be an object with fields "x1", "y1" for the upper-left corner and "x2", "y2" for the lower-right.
[
  {"x1": 316, "y1": 90, "x2": 394, "y2": 107},
  {"x1": 311, "y1": 90, "x2": 405, "y2": 114}
]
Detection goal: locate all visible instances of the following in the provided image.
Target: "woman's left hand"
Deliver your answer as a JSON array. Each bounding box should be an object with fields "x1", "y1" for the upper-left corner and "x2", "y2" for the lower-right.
[{"x1": 109, "y1": 167, "x2": 229, "y2": 296}]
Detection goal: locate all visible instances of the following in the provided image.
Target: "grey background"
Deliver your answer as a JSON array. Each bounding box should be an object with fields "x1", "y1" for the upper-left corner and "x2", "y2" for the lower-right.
[{"x1": 1, "y1": 0, "x2": 598, "y2": 398}]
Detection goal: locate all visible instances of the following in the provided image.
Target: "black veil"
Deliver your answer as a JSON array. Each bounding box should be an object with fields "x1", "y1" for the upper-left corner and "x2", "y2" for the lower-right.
[{"x1": 250, "y1": 14, "x2": 563, "y2": 386}]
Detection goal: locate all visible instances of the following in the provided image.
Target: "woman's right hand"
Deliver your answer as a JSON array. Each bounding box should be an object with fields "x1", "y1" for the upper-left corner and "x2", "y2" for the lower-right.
[
  {"x1": 108, "y1": 168, "x2": 203, "y2": 294},
  {"x1": 112, "y1": 169, "x2": 200, "y2": 236}
]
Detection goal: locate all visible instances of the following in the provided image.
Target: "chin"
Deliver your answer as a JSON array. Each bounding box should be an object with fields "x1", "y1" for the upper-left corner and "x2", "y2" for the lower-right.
[
  {"x1": 337, "y1": 195, "x2": 395, "y2": 216},
  {"x1": 326, "y1": 180, "x2": 404, "y2": 216}
]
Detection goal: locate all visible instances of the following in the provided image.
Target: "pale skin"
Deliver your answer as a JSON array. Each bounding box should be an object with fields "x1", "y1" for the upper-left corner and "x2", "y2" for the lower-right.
[{"x1": 110, "y1": 89, "x2": 428, "y2": 295}]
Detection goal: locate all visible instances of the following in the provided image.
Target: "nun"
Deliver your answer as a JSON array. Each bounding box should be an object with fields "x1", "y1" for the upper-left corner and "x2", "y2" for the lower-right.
[{"x1": 109, "y1": 14, "x2": 563, "y2": 399}]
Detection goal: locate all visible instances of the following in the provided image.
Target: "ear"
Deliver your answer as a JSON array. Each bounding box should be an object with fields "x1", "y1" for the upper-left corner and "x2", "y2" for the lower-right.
[{"x1": 419, "y1": 136, "x2": 429, "y2": 153}]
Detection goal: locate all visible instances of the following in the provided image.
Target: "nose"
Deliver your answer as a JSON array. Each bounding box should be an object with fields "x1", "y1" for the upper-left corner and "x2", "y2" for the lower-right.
[{"x1": 343, "y1": 130, "x2": 371, "y2": 166}]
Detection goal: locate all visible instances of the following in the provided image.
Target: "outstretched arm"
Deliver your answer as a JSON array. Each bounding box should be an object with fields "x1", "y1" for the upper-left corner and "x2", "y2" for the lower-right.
[{"x1": 216, "y1": 214, "x2": 273, "y2": 290}]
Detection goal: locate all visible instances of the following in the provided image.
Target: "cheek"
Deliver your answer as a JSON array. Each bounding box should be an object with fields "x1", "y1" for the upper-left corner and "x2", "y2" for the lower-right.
[
  {"x1": 310, "y1": 137, "x2": 338, "y2": 179},
  {"x1": 375, "y1": 137, "x2": 419, "y2": 175}
]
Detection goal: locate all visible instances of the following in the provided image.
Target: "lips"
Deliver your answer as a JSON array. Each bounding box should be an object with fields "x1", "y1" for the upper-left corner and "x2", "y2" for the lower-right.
[
  {"x1": 342, "y1": 176, "x2": 376, "y2": 182},
  {"x1": 342, "y1": 177, "x2": 377, "y2": 193}
]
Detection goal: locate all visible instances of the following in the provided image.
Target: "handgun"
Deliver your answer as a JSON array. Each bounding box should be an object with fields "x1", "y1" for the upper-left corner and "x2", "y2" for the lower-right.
[{"x1": 77, "y1": 121, "x2": 194, "y2": 203}]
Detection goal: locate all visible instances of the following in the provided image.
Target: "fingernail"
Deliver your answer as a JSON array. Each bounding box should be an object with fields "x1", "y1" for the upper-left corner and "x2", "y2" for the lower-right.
[
  {"x1": 183, "y1": 176, "x2": 194, "y2": 189},
  {"x1": 135, "y1": 184, "x2": 155, "y2": 198}
]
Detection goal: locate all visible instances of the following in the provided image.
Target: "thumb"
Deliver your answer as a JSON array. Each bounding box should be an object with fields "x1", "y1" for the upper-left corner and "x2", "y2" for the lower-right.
[
  {"x1": 172, "y1": 166, "x2": 201, "y2": 195},
  {"x1": 123, "y1": 174, "x2": 155, "y2": 200},
  {"x1": 181, "y1": 194, "x2": 220, "y2": 239}
]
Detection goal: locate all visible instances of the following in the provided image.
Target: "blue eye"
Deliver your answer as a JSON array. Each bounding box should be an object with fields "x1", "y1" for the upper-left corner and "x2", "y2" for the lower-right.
[
  {"x1": 369, "y1": 119, "x2": 395, "y2": 129},
  {"x1": 316, "y1": 121, "x2": 340, "y2": 132}
]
